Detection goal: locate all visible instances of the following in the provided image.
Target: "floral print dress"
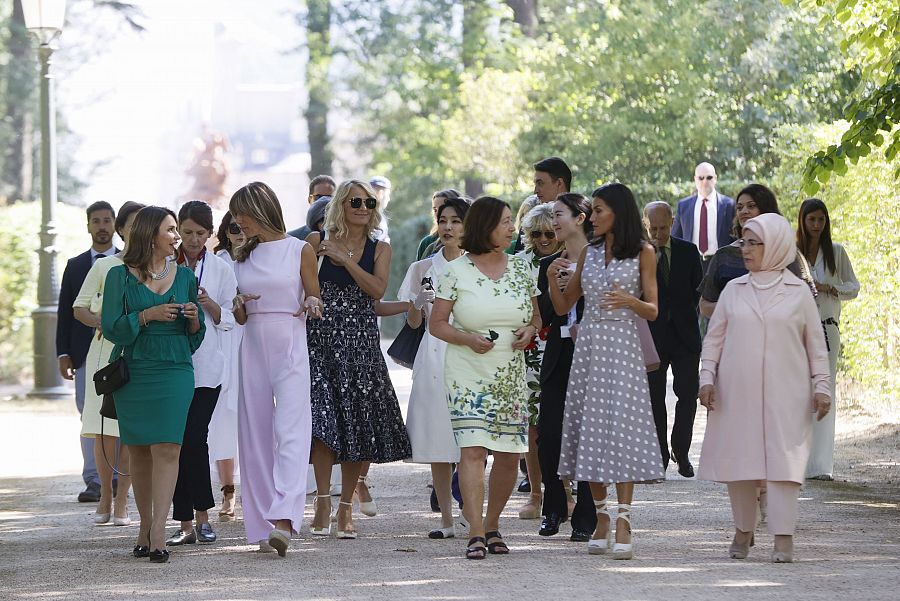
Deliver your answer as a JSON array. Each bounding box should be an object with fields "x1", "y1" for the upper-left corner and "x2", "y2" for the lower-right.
[{"x1": 436, "y1": 254, "x2": 540, "y2": 453}]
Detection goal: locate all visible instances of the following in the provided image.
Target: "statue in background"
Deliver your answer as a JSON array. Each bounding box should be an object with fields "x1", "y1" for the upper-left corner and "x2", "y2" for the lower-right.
[{"x1": 184, "y1": 130, "x2": 230, "y2": 211}]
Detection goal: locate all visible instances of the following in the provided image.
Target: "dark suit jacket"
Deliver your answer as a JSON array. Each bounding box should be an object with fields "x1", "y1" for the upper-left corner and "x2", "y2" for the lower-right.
[
  {"x1": 56, "y1": 249, "x2": 116, "y2": 369},
  {"x1": 671, "y1": 192, "x2": 736, "y2": 251},
  {"x1": 537, "y1": 251, "x2": 585, "y2": 384},
  {"x1": 649, "y1": 237, "x2": 703, "y2": 355}
]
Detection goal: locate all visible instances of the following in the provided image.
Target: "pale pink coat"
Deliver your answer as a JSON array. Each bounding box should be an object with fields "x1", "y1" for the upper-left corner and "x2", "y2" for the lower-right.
[{"x1": 697, "y1": 271, "x2": 830, "y2": 484}]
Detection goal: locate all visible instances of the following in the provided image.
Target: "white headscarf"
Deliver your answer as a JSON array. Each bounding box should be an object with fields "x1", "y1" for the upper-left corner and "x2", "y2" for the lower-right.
[{"x1": 742, "y1": 213, "x2": 794, "y2": 287}]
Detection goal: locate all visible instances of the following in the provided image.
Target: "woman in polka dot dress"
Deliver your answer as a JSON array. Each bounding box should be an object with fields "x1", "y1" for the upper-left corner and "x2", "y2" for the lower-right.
[{"x1": 547, "y1": 183, "x2": 663, "y2": 560}]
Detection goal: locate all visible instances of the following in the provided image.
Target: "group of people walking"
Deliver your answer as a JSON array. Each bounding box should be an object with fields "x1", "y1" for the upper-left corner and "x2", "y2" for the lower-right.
[{"x1": 56, "y1": 157, "x2": 857, "y2": 565}]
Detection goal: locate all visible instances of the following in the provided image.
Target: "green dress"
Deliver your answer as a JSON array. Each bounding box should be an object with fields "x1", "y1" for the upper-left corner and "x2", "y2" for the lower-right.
[
  {"x1": 101, "y1": 264, "x2": 205, "y2": 446},
  {"x1": 436, "y1": 255, "x2": 539, "y2": 453}
]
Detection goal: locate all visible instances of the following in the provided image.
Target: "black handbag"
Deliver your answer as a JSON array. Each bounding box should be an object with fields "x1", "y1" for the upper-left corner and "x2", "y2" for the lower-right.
[
  {"x1": 387, "y1": 321, "x2": 426, "y2": 369},
  {"x1": 93, "y1": 272, "x2": 131, "y2": 419}
]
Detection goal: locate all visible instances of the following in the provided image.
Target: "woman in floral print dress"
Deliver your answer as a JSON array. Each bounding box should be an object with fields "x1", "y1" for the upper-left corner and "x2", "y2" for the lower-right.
[{"x1": 431, "y1": 196, "x2": 541, "y2": 560}]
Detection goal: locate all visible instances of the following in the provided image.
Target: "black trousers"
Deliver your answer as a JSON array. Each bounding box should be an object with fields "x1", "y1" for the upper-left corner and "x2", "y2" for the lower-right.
[
  {"x1": 647, "y1": 330, "x2": 700, "y2": 469},
  {"x1": 537, "y1": 362, "x2": 596, "y2": 533},
  {"x1": 172, "y1": 386, "x2": 220, "y2": 522}
]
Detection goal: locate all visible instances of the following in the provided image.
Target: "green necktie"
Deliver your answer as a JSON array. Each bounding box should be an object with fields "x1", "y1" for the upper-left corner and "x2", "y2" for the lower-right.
[{"x1": 658, "y1": 247, "x2": 670, "y2": 285}]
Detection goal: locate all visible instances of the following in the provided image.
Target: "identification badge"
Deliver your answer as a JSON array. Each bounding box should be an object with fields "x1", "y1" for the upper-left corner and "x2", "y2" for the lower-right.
[{"x1": 560, "y1": 325, "x2": 571, "y2": 338}]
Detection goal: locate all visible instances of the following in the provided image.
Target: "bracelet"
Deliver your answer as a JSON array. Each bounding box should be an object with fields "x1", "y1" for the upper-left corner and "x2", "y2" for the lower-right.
[{"x1": 139, "y1": 311, "x2": 146, "y2": 327}]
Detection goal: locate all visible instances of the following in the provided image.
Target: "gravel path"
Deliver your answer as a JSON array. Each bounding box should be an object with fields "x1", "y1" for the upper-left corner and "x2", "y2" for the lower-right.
[{"x1": 1, "y1": 353, "x2": 898, "y2": 601}]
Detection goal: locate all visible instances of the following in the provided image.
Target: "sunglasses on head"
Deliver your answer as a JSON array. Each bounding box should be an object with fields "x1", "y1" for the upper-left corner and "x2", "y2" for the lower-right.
[
  {"x1": 347, "y1": 196, "x2": 377, "y2": 209},
  {"x1": 530, "y1": 230, "x2": 556, "y2": 240},
  {"x1": 227, "y1": 223, "x2": 242, "y2": 235}
]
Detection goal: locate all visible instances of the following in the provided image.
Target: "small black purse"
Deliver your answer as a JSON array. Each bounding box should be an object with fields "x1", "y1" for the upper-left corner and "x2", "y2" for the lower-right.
[
  {"x1": 386, "y1": 276, "x2": 431, "y2": 369},
  {"x1": 93, "y1": 273, "x2": 131, "y2": 419}
]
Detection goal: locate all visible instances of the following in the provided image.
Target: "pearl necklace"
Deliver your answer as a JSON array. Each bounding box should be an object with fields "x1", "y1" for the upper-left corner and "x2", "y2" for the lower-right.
[
  {"x1": 750, "y1": 273, "x2": 783, "y2": 290},
  {"x1": 149, "y1": 259, "x2": 171, "y2": 281}
]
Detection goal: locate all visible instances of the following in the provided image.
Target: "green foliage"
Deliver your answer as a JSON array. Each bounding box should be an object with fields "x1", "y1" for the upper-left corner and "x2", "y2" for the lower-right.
[
  {"x1": 771, "y1": 121, "x2": 900, "y2": 404},
  {"x1": 787, "y1": 0, "x2": 900, "y2": 193},
  {"x1": 0, "y1": 202, "x2": 85, "y2": 382}
]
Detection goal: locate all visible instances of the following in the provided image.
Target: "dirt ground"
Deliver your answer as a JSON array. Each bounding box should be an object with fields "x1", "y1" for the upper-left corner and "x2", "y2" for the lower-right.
[{"x1": 1, "y1": 359, "x2": 898, "y2": 601}]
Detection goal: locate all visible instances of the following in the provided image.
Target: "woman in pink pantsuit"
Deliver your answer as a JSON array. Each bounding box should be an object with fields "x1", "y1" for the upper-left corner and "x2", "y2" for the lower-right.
[
  {"x1": 698, "y1": 213, "x2": 831, "y2": 563},
  {"x1": 230, "y1": 182, "x2": 323, "y2": 557}
]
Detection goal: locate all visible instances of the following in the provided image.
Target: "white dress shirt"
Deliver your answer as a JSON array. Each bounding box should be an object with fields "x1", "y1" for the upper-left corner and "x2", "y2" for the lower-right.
[
  {"x1": 189, "y1": 251, "x2": 237, "y2": 389},
  {"x1": 692, "y1": 189, "x2": 720, "y2": 258}
]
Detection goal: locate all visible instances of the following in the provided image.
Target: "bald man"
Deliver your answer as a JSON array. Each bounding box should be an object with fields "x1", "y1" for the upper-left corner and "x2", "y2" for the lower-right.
[
  {"x1": 671, "y1": 162, "x2": 735, "y2": 273},
  {"x1": 644, "y1": 201, "x2": 703, "y2": 477}
]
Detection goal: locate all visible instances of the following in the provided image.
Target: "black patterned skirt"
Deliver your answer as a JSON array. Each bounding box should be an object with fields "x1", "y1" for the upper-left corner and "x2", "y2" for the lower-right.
[{"x1": 307, "y1": 281, "x2": 412, "y2": 463}]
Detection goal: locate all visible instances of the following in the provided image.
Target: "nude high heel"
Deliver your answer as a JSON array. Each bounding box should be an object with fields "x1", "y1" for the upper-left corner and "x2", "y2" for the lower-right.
[
  {"x1": 336, "y1": 501, "x2": 358, "y2": 539},
  {"x1": 587, "y1": 499, "x2": 612, "y2": 555},
  {"x1": 356, "y1": 476, "x2": 377, "y2": 517},
  {"x1": 310, "y1": 495, "x2": 332, "y2": 536}
]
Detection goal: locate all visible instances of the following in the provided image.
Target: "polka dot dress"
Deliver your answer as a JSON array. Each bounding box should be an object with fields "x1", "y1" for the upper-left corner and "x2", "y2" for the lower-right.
[{"x1": 558, "y1": 244, "x2": 665, "y2": 485}]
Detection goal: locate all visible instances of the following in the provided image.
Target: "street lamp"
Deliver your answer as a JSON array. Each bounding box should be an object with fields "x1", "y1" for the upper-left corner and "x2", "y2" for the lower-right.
[{"x1": 23, "y1": 0, "x2": 68, "y2": 398}]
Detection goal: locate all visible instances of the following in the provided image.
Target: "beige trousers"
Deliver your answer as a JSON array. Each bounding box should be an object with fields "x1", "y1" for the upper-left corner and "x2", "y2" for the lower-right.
[{"x1": 727, "y1": 480, "x2": 801, "y2": 536}]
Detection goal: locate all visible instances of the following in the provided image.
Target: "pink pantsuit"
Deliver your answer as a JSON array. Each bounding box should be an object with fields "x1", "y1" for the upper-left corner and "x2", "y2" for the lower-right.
[{"x1": 234, "y1": 237, "x2": 312, "y2": 542}]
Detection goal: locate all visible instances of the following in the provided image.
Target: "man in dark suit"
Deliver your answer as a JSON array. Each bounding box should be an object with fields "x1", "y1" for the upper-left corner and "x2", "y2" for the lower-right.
[
  {"x1": 535, "y1": 250, "x2": 595, "y2": 541},
  {"x1": 57, "y1": 201, "x2": 116, "y2": 502},
  {"x1": 671, "y1": 162, "x2": 735, "y2": 273},
  {"x1": 644, "y1": 201, "x2": 703, "y2": 477},
  {"x1": 288, "y1": 175, "x2": 335, "y2": 240}
]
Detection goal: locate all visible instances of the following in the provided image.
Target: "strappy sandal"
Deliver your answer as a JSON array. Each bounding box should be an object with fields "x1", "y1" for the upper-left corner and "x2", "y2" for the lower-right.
[
  {"x1": 466, "y1": 536, "x2": 487, "y2": 560},
  {"x1": 485, "y1": 530, "x2": 509, "y2": 555},
  {"x1": 611, "y1": 504, "x2": 634, "y2": 560},
  {"x1": 587, "y1": 499, "x2": 612, "y2": 555},
  {"x1": 219, "y1": 484, "x2": 236, "y2": 521}
]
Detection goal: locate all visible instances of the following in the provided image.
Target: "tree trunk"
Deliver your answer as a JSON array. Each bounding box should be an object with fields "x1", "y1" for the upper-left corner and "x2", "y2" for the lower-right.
[
  {"x1": 3, "y1": 0, "x2": 35, "y2": 203},
  {"x1": 505, "y1": 0, "x2": 538, "y2": 37},
  {"x1": 304, "y1": 0, "x2": 334, "y2": 178}
]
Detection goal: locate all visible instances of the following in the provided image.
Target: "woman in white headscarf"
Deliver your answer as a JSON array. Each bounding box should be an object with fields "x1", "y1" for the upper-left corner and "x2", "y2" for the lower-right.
[{"x1": 697, "y1": 213, "x2": 831, "y2": 563}]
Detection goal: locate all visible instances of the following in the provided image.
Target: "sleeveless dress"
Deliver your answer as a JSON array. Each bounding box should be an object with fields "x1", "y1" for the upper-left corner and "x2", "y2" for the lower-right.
[
  {"x1": 307, "y1": 237, "x2": 412, "y2": 463},
  {"x1": 435, "y1": 254, "x2": 539, "y2": 453},
  {"x1": 101, "y1": 265, "x2": 205, "y2": 446},
  {"x1": 558, "y1": 244, "x2": 664, "y2": 484}
]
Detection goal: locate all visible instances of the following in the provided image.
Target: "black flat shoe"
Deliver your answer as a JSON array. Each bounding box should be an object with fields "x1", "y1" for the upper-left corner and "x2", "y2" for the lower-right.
[
  {"x1": 166, "y1": 529, "x2": 196, "y2": 546},
  {"x1": 196, "y1": 523, "x2": 217, "y2": 544},
  {"x1": 132, "y1": 545, "x2": 149, "y2": 558},
  {"x1": 570, "y1": 528, "x2": 591, "y2": 542},
  {"x1": 517, "y1": 477, "x2": 531, "y2": 493},
  {"x1": 148, "y1": 549, "x2": 169, "y2": 563},
  {"x1": 539, "y1": 513, "x2": 563, "y2": 537},
  {"x1": 675, "y1": 457, "x2": 695, "y2": 478}
]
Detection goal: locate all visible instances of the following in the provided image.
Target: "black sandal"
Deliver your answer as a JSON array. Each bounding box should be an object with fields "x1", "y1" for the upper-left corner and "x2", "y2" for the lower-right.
[
  {"x1": 485, "y1": 530, "x2": 509, "y2": 555},
  {"x1": 466, "y1": 536, "x2": 487, "y2": 560}
]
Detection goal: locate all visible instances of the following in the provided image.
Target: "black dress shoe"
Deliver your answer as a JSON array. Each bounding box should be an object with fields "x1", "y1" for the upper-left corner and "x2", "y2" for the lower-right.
[
  {"x1": 166, "y1": 529, "x2": 196, "y2": 546},
  {"x1": 132, "y1": 545, "x2": 149, "y2": 558},
  {"x1": 674, "y1": 457, "x2": 695, "y2": 478},
  {"x1": 148, "y1": 549, "x2": 169, "y2": 563},
  {"x1": 517, "y1": 477, "x2": 531, "y2": 493},
  {"x1": 538, "y1": 513, "x2": 562, "y2": 536},
  {"x1": 430, "y1": 487, "x2": 440, "y2": 512},
  {"x1": 77, "y1": 482, "x2": 101, "y2": 503},
  {"x1": 570, "y1": 528, "x2": 591, "y2": 542},
  {"x1": 196, "y1": 523, "x2": 217, "y2": 543}
]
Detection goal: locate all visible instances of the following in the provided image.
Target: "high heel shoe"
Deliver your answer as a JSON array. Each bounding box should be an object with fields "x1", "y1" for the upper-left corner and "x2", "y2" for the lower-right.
[
  {"x1": 93, "y1": 512, "x2": 111, "y2": 525},
  {"x1": 113, "y1": 514, "x2": 131, "y2": 526},
  {"x1": 611, "y1": 504, "x2": 634, "y2": 560},
  {"x1": 219, "y1": 484, "x2": 236, "y2": 521},
  {"x1": 356, "y1": 476, "x2": 377, "y2": 517},
  {"x1": 336, "y1": 501, "x2": 358, "y2": 539},
  {"x1": 310, "y1": 495, "x2": 332, "y2": 536},
  {"x1": 587, "y1": 499, "x2": 613, "y2": 555},
  {"x1": 729, "y1": 530, "x2": 754, "y2": 559}
]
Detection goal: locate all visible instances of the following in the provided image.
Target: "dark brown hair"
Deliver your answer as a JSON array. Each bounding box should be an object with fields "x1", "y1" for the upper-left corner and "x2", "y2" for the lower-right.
[
  {"x1": 114, "y1": 201, "x2": 146, "y2": 238},
  {"x1": 177, "y1": 200, "x2": 214, "y2": 232},
  {"x1": 461, "y1": 196, "x2": 510, "y2": 255},
  {"x1": 797, "y1": 198, "x2": 836, "y2": 275},
  {"x1": 122, "y1": 206, "x2": 177, "y2": 282},
  {"x1": 309, "y1": 174, "x2": 336, "y2": 195},
  {"x1": 589, "y1": 183, "x2": 645, "y2": 260},
  {"x1": 214, "y1": 211, "x2": 235, "y2": 255},
  {"x1": 555, "y1": 192, "x2": 593, "y2": 238},
  {"x1": 86, "y1": 201, "x2": 115, "y2": 222},
  {"x1": 732, "y1": 183, "x2": 781, "y2": 238}
]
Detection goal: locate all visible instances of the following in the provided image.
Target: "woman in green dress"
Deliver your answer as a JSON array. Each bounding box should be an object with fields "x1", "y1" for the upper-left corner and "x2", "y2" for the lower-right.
[
  {"x1": 102, "y1": 207, "x2": 205, "y2": 563},
  {"x1": 430, "y1": 196, "x2": 541, "y2": 560}
]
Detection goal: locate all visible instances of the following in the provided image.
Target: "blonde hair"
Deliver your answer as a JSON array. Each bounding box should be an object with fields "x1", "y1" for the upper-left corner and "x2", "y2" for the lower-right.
[
  {"x1": 516, "y1": 194, "x2": 540, "y2": 230},
  {"x1": 521, "y1": 203, "x2": 556, "y2": 252},
  {"x1": 228, "y1": 182, "x2": 286, "y2": 262},
  {"x1": 323, "y1": 179, "x2": 384, "y2": 240}
]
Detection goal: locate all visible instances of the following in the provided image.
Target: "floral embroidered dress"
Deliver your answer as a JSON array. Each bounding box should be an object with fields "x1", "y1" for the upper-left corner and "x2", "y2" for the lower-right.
[{"x1": 436, "y1": 254, "x2": 540, "y2": 453}]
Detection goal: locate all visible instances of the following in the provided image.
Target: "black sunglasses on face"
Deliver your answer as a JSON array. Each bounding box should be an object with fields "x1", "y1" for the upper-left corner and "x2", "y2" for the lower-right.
[
  {"x1": 347, "y1": 196, "x2": 377, "y2": 209},
  {"x1": 696, "y1": 175, "x2": 715, "y2": 181},
  {"x1": 227, "y1": 223, "x2": 242, "y2": 235},
  {"x1": 311, "y1": 193, "x2": 329, "y2": 200},
  {"x1": 530, "y1": 230, "x2": 556, "y2": 240}
]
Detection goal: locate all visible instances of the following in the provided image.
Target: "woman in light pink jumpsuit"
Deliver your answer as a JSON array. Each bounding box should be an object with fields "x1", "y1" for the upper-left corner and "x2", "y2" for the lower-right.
[{"x1": 230, "y1": 182, "x2": 323, "y2": 557}]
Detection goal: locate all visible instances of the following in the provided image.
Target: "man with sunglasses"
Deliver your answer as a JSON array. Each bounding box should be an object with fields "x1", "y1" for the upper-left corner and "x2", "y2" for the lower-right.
[
  {"x1": 370, "y1": 175, "x2": 392, "y2": 243},
  {"x1": 288, "y1": 175, "x2": 336, "y2": 241},
  {"x1": 671, "y1": 162, "x2": 735, "y2": 274}
]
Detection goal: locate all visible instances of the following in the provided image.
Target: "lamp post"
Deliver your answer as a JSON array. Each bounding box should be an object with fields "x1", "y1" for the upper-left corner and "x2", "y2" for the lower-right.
[{"x1": 23, "y1": 0, "x2": 68, "y2": 398}]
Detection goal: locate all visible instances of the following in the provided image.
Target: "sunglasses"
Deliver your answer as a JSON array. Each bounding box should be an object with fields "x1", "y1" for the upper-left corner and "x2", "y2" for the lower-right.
[
  {"x1": 227, "y1": 223, "x2": 242, "y2": 235},
  {"x1": 530, "y1": 230, "x2": 556, "y2": 240},
  {"x1": 311, "y1": 193, "x2": 329, "y2": 200},
  {"x1": 696, "y1": 175, "x2": 715, "y2": 181},
  {"x1": 347, "y1": 197, "x2": 377, "y2": 209}
]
